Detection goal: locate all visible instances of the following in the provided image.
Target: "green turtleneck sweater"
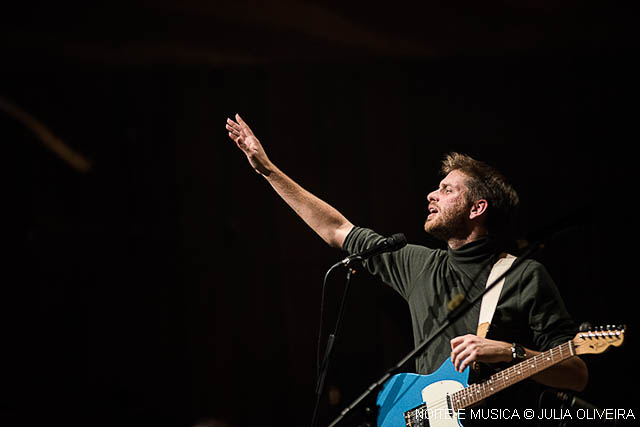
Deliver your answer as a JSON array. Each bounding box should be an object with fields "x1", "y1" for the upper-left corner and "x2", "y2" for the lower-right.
[{"x1": 343, "y1": 226, "x2": 577, "y2": 376}]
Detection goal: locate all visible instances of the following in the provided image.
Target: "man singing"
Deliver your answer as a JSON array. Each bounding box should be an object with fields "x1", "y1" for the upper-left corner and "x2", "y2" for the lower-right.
[{"x1": 225, "y1": 114, "x2": 588, "y2": 424}]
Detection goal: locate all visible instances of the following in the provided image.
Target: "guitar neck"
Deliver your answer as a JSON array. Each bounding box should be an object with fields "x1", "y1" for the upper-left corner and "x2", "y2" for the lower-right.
[{"x1": 451, "y1": 340, "x2": 575, "y2": 410}]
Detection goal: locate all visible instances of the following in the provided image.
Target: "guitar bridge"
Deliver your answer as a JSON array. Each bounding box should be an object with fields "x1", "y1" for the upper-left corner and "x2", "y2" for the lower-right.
[
  {"x1": 404, "y1": 403, "x2": 428, "y2": 426},
  {"x1": 403, "y1": 393, "x2": 456, "y2": 426}
]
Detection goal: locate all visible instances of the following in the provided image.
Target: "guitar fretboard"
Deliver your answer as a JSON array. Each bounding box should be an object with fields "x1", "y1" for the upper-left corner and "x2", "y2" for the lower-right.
[{"x1": 450, "y1": 340, "x2": 574, "y2": 411}]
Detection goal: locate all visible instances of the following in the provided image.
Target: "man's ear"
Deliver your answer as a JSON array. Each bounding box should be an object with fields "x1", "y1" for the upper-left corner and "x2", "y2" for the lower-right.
[{"x1": 469, "y1": 199, "x2": 488, "y2": 220}]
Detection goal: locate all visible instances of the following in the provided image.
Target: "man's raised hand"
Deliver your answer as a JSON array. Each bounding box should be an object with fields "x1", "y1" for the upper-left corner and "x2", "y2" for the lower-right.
[
  {"x1": 226, "y1": 114, "x2": 273, "y2": 176},
  {"x1": 226, "y1": 113, "x2": 353, "y2": 248}
]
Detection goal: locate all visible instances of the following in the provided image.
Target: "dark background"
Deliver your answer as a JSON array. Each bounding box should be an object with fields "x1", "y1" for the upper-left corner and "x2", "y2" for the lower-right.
[{"x1": 2, "y1": 1, "x2": 637, "y2": 426}]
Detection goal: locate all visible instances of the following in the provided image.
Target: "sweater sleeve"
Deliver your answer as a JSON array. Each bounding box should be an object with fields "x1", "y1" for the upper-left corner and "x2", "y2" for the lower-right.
[{"x1": 342, "y1": 226, "x2": 438, "y2": 300}]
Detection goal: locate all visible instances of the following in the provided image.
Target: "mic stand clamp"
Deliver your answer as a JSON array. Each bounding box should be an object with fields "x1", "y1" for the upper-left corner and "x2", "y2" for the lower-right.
[{"x1": 335, "y1": 254, "x2": 364, "y2": 269}]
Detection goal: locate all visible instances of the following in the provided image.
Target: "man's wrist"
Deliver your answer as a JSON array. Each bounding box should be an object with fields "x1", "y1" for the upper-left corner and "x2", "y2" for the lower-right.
[
  {"x1": 257, "y1": 161, "x2": 277, "y2": 178},
  {"x1": 501, "y1": 342, "x2": 514, "y2": 363}
]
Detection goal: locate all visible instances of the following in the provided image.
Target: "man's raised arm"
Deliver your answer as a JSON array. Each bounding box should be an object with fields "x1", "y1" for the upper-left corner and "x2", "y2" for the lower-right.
[{"x1": 226, "y1": 114, "x2": 353, "y2": 248}]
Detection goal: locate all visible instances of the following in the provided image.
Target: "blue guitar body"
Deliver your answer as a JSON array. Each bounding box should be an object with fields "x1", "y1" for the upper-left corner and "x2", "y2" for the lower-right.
[
  {"x1": 373, "y1": 328, "x2": 624, "y2": 426},
  {"x1": 376, "y1": 357, "x2": 469, "y2": 427}
]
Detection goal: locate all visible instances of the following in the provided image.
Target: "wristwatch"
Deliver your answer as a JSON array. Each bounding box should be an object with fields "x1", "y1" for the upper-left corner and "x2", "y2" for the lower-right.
[{"x1": 511, "y1": 343, "x2": 527, "y2": 361}]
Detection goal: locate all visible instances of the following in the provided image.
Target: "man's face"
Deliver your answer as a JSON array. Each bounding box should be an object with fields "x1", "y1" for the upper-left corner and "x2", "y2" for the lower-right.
[{"x1": 424, "y1": 170, "x2": 472, "y2": 241}]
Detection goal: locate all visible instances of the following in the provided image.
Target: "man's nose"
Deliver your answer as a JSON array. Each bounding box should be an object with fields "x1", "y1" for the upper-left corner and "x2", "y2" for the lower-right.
[{"x1": 427, "y1": 190, "x2": 438, "y2": 202}]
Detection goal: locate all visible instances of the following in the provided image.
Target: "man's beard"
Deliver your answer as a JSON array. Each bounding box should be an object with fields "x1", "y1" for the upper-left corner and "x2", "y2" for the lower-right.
[{"x1": 424, "y1": 201, "x2": 471, "y2": 242}]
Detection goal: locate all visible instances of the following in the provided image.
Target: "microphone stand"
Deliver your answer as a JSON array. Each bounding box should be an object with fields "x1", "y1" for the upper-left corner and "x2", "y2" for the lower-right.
[
  {"x1": 311, "y1": 257, "x2": 364, "y2": 427},
  {"x1": 325, "y1": 238, "x2": 549, "y2": 427}
]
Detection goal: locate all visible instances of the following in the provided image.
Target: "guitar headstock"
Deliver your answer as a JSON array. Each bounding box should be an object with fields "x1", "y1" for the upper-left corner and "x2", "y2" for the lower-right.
[{"x1": 573, "y1": 325, "x2": 626, "y2": 355}]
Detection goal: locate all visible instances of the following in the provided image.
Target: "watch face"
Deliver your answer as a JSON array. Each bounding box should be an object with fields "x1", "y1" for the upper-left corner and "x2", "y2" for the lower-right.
[{"x1": 512, "y1": 343, "x2": 525, "y2": 360}]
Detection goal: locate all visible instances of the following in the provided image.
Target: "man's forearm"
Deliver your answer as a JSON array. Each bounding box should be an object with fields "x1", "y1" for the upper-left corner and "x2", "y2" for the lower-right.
[
  {"x1": 527, "y1": 348, "x2": 588, "y2": 392},
  {"x1": 264, "y1": 165, "x2": 353, "y2": 248},
  {"x1": 451, "y1": 336, "x2": 588, "y2": 392},
  {"x1": 226, "y1": 114, "x2": 353, "y2": 248},
  {"x1": 510, "y1": 345, "x2": 588, "y2": 392}
]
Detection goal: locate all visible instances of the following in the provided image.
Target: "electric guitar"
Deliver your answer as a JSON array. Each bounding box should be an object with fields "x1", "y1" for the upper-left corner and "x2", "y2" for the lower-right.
[{"x1": 376, "y1": 326, "x2": 625, "y2": 427}]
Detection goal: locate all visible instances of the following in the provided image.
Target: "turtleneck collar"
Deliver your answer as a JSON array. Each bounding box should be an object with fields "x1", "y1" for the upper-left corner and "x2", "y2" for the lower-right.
[{"x1": 447, "y1": 237, "x2": 499, "y2": 266}]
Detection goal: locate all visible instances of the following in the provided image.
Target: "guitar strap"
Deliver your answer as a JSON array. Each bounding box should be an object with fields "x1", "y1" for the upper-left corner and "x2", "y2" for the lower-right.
[{"x1": 476, "y1": 252, "x2": 516, "y2": 339}]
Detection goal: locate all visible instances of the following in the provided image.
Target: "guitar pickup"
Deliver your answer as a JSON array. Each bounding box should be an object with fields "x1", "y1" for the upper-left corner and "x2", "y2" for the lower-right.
[{"x1": 446, "y1": 393, "x2": 455, "y2": 416}]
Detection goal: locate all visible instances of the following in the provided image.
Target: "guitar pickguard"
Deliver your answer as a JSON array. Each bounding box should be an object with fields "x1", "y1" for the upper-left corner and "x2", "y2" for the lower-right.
[
  {"x1": 420, "y1": 379, "x2": 465, "y2": 427},
  {"x1": 377, "y1": 357, "x2": 468, "y2": 427}
]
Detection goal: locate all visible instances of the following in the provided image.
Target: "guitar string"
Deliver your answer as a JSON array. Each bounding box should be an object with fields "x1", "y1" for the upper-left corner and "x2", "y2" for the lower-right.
[
  {"x1": 405, "y1": 342, "x2": 572, "y2": 418},
  {"x1": 405, "y1": 333, "x2": 621, "y2": 422},
  {"x1": 451, "y1": 343, "x2": 570, "y2": 408}
]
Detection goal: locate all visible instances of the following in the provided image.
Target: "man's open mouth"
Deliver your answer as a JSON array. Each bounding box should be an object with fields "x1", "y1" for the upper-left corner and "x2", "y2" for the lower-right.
[{"x1": 427, "y1": 205, "x2": 438, "y2": 220}]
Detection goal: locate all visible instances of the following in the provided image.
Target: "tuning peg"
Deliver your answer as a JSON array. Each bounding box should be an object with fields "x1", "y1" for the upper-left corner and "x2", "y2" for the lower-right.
[{"x1": 578, "y1": 322, "x2": 592, "y2": 333}]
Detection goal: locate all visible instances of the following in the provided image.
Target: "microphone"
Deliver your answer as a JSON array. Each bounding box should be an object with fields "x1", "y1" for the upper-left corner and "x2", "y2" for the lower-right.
[{"x1": 337, "y1": 233, "x2": 407, "y2": 267}]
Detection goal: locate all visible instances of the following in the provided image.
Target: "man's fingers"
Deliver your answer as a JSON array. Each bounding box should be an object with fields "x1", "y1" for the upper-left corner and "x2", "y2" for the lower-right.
[
  {"x1": 228, "y1": 131, "x2": 244, "y2": 145},
  {"x1": 460, "y1": 348, "x2": 477, "y2": 371},
  {"x1": 226, "y1": 123, "x2": 240, "y2": 136},
  {"x1": 451, "y1": 334, "x2": 474, "y2": 352},
  {"x1": 234, "y1": 114, "x2": 246, "y2": 130},
  {"x1": 235, "y1": 113, "x2": 255, "y2": 136},
  {"x1": 451, "y1": 335, "x2": 480, "y2": 372},
  {"x1": 227, "y1": 119, "x2": 242, "y2": 133},
  {"x1": 451, "y1": 346, "x2": 464, "y2": 371},
  {"x1": 450, "y1": 336, "x2": 464, "y2": 371},
  {"x1": 226, "y1": 115, "x2": 256, "y2": 153},
  {"x1": 453, "y1": 347, "x2": 476, "y2": 372},
  {"x1": 450, "y1": 336, "x2": 465, "y2": 350}
]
